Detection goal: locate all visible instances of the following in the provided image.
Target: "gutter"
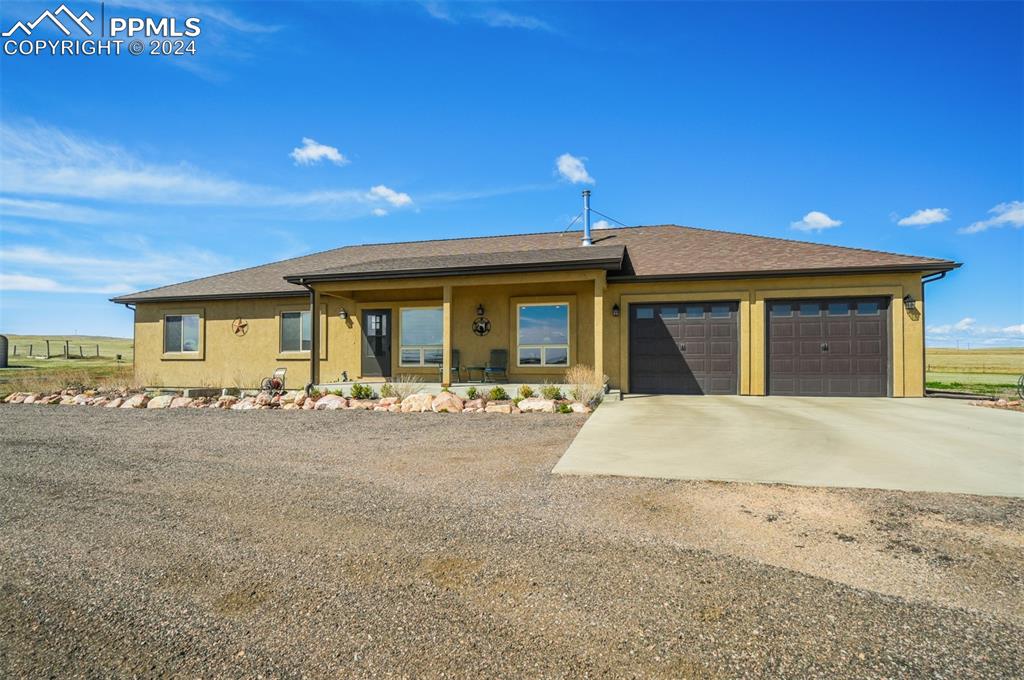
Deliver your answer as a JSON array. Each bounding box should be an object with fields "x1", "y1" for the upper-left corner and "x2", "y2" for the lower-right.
[
  {"x1": 607, "y1": 261, "x2": 962, "y2": 283},
  {"x1": 296, "y1": 278, "x2": 319, "y2": 394},
  {"x1": 109, "y1": 290, "x2": 306, "y2": 305},
  {"x1": 284, "y1": 256, "x2": 625, "y2": 284}
]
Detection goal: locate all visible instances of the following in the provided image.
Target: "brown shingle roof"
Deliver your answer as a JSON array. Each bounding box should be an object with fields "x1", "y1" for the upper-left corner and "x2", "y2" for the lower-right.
[{"x1": 110, "y1": 225, "x2": 958, "y2": 303}]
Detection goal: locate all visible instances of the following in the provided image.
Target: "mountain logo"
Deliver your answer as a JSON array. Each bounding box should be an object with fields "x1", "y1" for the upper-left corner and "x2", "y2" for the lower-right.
[{"x1": 3, "y1": 4, "x2": 95, "y2": 38}]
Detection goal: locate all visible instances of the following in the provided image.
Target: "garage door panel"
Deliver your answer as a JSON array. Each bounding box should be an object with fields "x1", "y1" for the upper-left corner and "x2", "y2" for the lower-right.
[
  {"x1": 630, "y1": 302, "x2": 738, "y2": 395},
  {"x1": 768, "y1": 297, "x2": 889, "y2": 397}
]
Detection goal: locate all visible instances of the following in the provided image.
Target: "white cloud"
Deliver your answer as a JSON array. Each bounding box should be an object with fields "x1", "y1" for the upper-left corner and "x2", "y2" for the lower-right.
[
  {"x1": 958, "y1": 201, "x2": 1024, "y2": 235},
  {"x1": 478, "y1": 10, "x2": 553, "y2": 32},
  {"x1": 897, "y1": 208, "x2": 950, "y2": 227},
  {"x1": 556, "y1": 153, "x2": 594, "y2": 184},
  {"x1": 0, "y1": 197, "x2": 112, "y2": 224},
  {"x1": 592, "y1": 219, "x2": 613, "y2": 230},
  {"x1": 790, "y1": 211, "x2": 842, "y2": 232},
  {"x1": 926, "y1": 316, "x2": 1024, "y2": 348},
  {"x1": 372, "y1": 208, "x2": 388, "y2": 217},
  {"x1": 1002, "y1": 324, "x2": 1024, "y2": 335},
  {"x1": 290, "y1": 137, "x2": 349, "y2": 166},
  {"x1": 419, "y1": 1, "x2": 453, "y2": 21},
  {"x1": 368, "y1": 185, "x2": 413, "y2": 207},
  {"x1": 0, "y1": 273, "x2": 126, "y2": 294}
]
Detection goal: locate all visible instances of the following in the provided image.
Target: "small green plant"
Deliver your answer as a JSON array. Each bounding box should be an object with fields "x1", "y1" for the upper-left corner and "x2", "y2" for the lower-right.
[
  {"x1": 441, "y1": 386, "x2": 450, "y2": 392},
  {"x1": 380, "y1": 383, "x2": 396, "y2": 398},
  {"x1": 540, "y1": 383, "x2": 563, "y2": 400},
  {"x1": 308, "y1": 388, "x2": 322, "y2": 399},
  {"x1": 329, "y1": 388, "x2": 345, "y2": 397},
  {"x1": 349, "y1": 382, "x2": 377, "y2": 400},
  {"x1": 465, "y1": 386, "x2": 479, "y2": 400},
  {"x1": 488, "y1": 386, "x2": 509, "y2": 401},
  {"x1": 557, "y1": 402, "x2": 573, "y2": 414},
  {"x1": 517, "y1": 384, "x2": 535, "y2": 399}
]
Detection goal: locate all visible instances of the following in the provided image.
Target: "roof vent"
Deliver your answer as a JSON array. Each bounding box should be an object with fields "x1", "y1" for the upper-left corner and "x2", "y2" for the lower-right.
[{"x1": 581, "y1": 190, "x2": 592, "y2": 247}]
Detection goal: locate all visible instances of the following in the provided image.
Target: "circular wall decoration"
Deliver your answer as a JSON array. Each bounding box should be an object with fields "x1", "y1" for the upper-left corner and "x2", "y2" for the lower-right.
[
  {"x1": 472, "y1": 317, "x2": 491, "y2": 336},
  {"x1": 231, "y1": 318, "x2": 249, "y2": 336}
]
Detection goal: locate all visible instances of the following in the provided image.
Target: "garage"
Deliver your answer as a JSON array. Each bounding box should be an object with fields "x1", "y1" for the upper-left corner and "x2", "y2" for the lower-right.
[
  {"x1": 767, "y1": 297, "x2": 890, "y2": 397},
  {"x1": 629, "y1": 302, "x2": 739, "y2": 394}
]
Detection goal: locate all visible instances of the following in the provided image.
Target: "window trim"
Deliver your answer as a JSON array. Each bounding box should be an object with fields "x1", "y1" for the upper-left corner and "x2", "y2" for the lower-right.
[
  {"x1": 279, "y1": 309, "x2": 313, "y2": 354},
  {"x1": 398, "y1": 306, "x2": 444, "y2": 367},
  {"x1": 516, "y1": 301, "x2": 571, "y2": 368},
  {"x1": 160, "y1": 308, "x2": 205, "y2": 361},
  {"x1": 164, "y1": 313, "x2": 201, "y2": 353}
]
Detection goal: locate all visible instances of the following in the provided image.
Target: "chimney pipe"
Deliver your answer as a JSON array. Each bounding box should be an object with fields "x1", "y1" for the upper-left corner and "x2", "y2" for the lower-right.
[{"x1": 581, "y1": 189, "x2": 592, "y2": 246}]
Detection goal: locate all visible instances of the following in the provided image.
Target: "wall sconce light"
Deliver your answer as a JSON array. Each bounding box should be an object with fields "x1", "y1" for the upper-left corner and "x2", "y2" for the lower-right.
[
  {"x1": 338, "y1": 308, "x2": 348, "y2": 320},
  {"x1": 476, "y1": 304, "x2": 485, "y2": 316},
  {"x1": 902, "y1": 295, "x2": 915, "y2": 312},
  {"x1": 611, "y1": 304, "x2": 620, "y2": 317}
]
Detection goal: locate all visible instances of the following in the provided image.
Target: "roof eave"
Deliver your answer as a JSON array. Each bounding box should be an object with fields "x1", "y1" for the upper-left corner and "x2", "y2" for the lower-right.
[
  {"x1": 607, "y1": 261, "x2": 961, "y2": 283},
  {"x1": 284, "y1": 256, "x2": 625, "y2": 284},
  {"x1": 109, "y1": 290, "x2": 308, "y2": 305}
]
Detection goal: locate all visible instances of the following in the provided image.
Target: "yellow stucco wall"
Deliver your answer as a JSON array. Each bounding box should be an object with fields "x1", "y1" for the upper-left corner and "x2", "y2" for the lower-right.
[{"x1": 131, "y1": 269, "x2": 928, "y2": 396}]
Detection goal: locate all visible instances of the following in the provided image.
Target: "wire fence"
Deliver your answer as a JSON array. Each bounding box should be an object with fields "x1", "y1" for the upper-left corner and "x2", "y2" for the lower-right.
[{"x1": 9, "y1": 340, "x2": 106, "y2": 359}]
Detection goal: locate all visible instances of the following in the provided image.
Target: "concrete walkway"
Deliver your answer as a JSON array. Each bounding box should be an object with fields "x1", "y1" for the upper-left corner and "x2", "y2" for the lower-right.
[{"x1": 553, "y1": 395, "x2": 1024, "y2": 497}]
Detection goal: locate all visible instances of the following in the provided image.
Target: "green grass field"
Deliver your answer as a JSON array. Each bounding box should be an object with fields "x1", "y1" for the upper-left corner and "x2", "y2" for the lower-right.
[
  {"x1": 925, "y1": 348, "x2": 1023, "y2": 398},
  {"x1": 1, "y1": 335, "x2": 135, "y2": 392}
]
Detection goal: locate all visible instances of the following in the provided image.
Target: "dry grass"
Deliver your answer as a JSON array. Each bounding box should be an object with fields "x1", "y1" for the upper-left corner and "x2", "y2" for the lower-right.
[
  {"x1": 926, "y1": 348, "x2": 1024, "y2": 375},
  {"x1": 0, "y1": 365, "x2": 140, "y2": 395},
  {"x1": 381, "y1": 375, "x2": 424, "y2": 401},
  {"x1": 564, "y1": 364, "x2": 607, "y2": 406}
]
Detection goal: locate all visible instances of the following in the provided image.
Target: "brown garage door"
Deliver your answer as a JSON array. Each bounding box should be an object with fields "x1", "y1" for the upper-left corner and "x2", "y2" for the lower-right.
[
  {"x1": 629, "y1": 302, "x2": 739, "y2": 394},
  {"x1": 767, "y1": 297, "x2": 889, "y2": 397}
]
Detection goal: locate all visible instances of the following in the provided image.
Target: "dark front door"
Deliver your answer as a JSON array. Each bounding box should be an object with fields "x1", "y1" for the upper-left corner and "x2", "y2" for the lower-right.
[
  {"x1": 629, "y1": 302, "x2": 739, "y2": 394},
  {"x1": 361, "y1": 309, "x2": 391, "y2": 377},
  {"x1": 767, "y1": 297, "x2": 889, "y2": 397}
]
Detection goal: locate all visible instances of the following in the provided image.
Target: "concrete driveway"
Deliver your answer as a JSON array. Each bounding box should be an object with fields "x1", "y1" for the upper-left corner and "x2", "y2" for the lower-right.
[{"x1": 553, "y1": 396, "x2": 1024, "y2": 497}]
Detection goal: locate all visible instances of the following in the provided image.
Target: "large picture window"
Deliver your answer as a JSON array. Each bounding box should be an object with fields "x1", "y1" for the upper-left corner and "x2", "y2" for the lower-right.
[
  {"x1": 517, "y1": 303, "x2": 569, "y2": 367},
  {"x1": 400, "y1": 307, "x2": 443, "y2": 366},
  {"x1": 164, "y1": 314, "x2": 200, "y2": 353},
  {"x1": 281, "y1": 310, "x2": 312, "y2": 352}
]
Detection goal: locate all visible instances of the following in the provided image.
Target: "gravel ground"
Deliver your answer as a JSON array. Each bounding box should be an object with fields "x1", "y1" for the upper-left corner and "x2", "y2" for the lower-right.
[{"x1": 1, "y1": 406, "x2": 1021, "y2": 678}]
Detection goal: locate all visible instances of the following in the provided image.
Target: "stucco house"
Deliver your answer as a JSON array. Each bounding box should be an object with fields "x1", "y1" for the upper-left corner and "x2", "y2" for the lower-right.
[{"x1": 112, "y1": 221, "x2": 958, "y2": 397}]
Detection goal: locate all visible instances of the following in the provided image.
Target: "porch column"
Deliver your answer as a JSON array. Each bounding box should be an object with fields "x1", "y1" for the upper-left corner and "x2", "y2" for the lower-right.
[
  {"x1": 442, "y1": 284, "x2": 453, "y2": 387},
  {"x1": 593, "y1": 276, "x2": 605, "y2": 383},
  {"x1": 308, "y1": 285, "x2": 320, "y2": 387}
]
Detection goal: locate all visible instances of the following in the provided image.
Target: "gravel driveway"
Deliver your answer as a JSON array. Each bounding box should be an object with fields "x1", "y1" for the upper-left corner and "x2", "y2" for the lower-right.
[{"x1": 1, "y1": 407, "x2": 1021, "y2": 677}]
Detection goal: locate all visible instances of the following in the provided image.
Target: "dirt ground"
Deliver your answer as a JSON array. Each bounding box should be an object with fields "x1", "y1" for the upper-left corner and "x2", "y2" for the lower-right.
[{"x1": 1, "y1": 407, "x2": 1021, "y2": 677}]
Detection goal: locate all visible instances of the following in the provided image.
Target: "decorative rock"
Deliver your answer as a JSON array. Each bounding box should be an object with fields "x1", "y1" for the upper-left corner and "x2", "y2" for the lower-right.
[
  {"x1": 40, "y1": 394, "x2": 62, "y2": 405},
  {"x1": 281, "y1": 390, "x2": 303, "y2": 404},
  {"x1": 9, "y1": 393, "x2": 27, "y2": 404},
  {"x1": 217, "y1": 395, "x2": 238, "y2": 409},
  {"x1": 401, "y1": 393, "x2": 434, "y2": 413},
  {"x1": 91, "y1": 397, "x2": 110, "y2": 407},
  {"x1": 282, "y1": 403, "x2": 299, "y2": 410},
  {"x1": 231, "y1": 397, "x2": 258, "y2": 410},
  {"x1": 294, "y1": 393, "x2": 306, "y2": 407},
  {"x1": 315, "y1": 394, "x2": 347, "y2": 410},
  {"x1": 255, "y1": 392, "x2": 272, "y2": 407},
  {"x1": 22, "y1": 393, "x2": 41, "y2": 404},
  {"x1": 463, "y1": 399, "x2": 485, "y2": 412},
  {"x1": 169, "y1": 397, "x2": 193, "y2": 409},
  {"x1": 147, "y1": 395, "x2": 175, "y2": 409},
  {"x1": 484, "y1": 401, "x2": 513, "y2": 414},
  {"x1": 347, "y1": 399, "x2": 377, "y2": 410},
  {"x1": 59, "y1": 395, "x2": 77, "y2": 405},
  {"x1": 517, "y1": 397, "x2": 556, "y2": 413},
  {"x1": 189, "y1": 397, "x2": 209, "y2": 408},
  {"x1": 432, "y1": 392, "x2": 464, "y2": 413},
  {"x1": 105, "y1": 397, "x2": 124, "y2": 408},
  {"x1": 120, "y1": 394, "x2": 149, "y2": 409},
  {"x1": 378, "y1": 397, "x2": 399, "y2": 407},
  {"x1": 569, "y1": 402, "x2": 592, "y2": 414},
  {"x1": 3, "y1": 392, "x2": 22, "y2": 403},
  {"x1": 302, "y1": 398, "x2": 317, "y2": 410},
  {"x1": 73, "y1": 394, "x2": 93, "y2": 405}
]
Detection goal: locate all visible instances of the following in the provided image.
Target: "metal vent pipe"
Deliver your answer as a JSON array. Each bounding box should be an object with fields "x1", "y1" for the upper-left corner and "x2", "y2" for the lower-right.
[{"x1": 581, "y1": 190, "x2": 592, "y2": 246}]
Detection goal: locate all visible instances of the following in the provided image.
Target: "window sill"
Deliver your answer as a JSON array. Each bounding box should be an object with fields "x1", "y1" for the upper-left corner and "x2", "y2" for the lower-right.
[
  {"x1": 276, "y1": 352, "x2": 311, "y2": 361},
  {"x1": 161, "y1": 352, "x2": 203, "y2": 361}
]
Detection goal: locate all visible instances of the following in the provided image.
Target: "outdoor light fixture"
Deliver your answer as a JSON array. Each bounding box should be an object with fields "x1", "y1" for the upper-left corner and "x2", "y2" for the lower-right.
[
  {"x1": 612, "y1": 304, "x2": 620, "y2": 317},
  {"x1": 902, "y1": 295, "x2": 915, "y2": 312},
  {"x1": 338, "y1": 308, "x2": 348, "y2": 320},
  {"x1": 476, "y1": 304, "x2": 485, "y2": 316}
]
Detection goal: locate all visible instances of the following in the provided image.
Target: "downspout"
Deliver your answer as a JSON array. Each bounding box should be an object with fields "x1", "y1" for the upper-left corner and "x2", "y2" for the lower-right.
[
  {"x1": 297, "y1": 279, "x2": 319, "y2": 394},
  {"x1": 920, "y1": 271, "x2": 947, "y2": 396}
]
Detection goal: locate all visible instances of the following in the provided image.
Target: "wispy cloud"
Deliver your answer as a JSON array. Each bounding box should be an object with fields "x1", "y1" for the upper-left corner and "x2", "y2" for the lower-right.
[
  {"x1": 419, "y1": 2, "x2": 555, "y2": 32},
  {"x1": 790, "y1": 211, "x2": 842, "y2": 232},
  {"x1": 958, "y1": 201, "x2": 1024, "y2": 235},
  {"x1": 368, "y1": 184, "x2": 413, "y2": 207},
  {"x1": 0, "y1": 197, "x2": 113, "y2": 224},
  {"x1": 926, "y1": 316, "x2": 1024, "y2": 347},
  {"x1": 556, "y1": 153, "x2": 594, "y2": 184},
  {"x1": 103, "y1": 0, "x2": 282, "y2": 34},
  {"x1": 592, "y1": 219, "x2": 614, "y2": 230},
  {"x1": 897, "y1": 207, "x2": 949, "y2": 227},
  {"x1": 290, "y1": 137, "x2": 349, "y2": 166}
]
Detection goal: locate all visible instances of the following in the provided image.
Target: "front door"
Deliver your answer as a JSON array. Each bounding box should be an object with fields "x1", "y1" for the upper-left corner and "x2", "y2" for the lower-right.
[{"x1": 361, "y1": 309, "x2": 391, "y2": 377}]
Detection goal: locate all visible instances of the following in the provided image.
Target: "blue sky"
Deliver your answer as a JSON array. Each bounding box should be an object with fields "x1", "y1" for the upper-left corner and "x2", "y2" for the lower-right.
[{"x1": 0, "y1": 0, "x2": 1021, "y2": 347}]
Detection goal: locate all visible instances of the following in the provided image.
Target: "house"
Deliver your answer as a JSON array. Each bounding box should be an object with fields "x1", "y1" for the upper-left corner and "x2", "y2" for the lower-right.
[{"x1": 111, "y1": 221, "x2": 958, "y2": 397}]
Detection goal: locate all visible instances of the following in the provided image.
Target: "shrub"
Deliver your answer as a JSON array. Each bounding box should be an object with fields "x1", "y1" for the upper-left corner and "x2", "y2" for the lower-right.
[
  {"x1": 488, "y1": 386, "x2": 509, "y2": 401},
  {"x1": 465, "y1": 386, "x2": 479, "y2": 400},
  {"x1": 308, "y1": 388, "x2": 322, "y2": 399},
  {"x1": 557, "y1": 402, "x2": 574, "y2": 414},
  {"x1": 517, "y1": 384, "x2": 535, "y2": 399},
  {"x1": 329, "y1": 388, "x2": 345, "y2": 397},
  {"x1": 564, "y1": 364, "x2": 605, "y2": 406},
  {"x1": 349, "y1": 382, "x2": 377, "y2": 400},
  {"x1": 381, "y1": 375, "x2": 423, "y2": 401},
  {"x1": 540, "y1": 383, "x2": 563, "y2": 401}
]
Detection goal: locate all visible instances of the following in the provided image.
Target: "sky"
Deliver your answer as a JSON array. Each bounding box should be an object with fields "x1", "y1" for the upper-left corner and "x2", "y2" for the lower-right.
[{"x1": 0, "y1": 0, "x2": 1021, "y2": 347}]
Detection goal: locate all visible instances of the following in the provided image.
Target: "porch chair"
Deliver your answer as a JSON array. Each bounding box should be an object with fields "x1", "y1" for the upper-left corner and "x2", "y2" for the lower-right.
[
  {"x1": 438, "y1": 349, "x2": 461, "y2": 383},
  {"x1": 483, "y1": 349, "x2": 508, "y2": 383}
]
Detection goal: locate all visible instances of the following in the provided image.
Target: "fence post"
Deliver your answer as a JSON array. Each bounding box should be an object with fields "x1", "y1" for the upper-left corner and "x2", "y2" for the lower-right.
[
  {"x1": 46, "y1": 340, "x2": 51, "y2": 358},
  {"x1": 96, "y1": 344, "x2": 100, "y2": 357},
  {"x1": 29, "y1": 344, "x2": 33, "y2": 356},
  {"x1": 12, "y1": 345, "x2": 16, "y2": 356},
  {"x1": 64, "y1": 340, "x2": 69, "y2": 358}
]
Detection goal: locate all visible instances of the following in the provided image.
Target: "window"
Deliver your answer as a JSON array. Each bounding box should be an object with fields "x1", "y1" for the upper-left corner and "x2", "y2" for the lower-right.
[
  {"x1": 164, "y1": 314, "x2": 200, "y2": 353},
  {"x1": 710, "y1": 304, "x2": 731, "y2": 318},
  {"x1": 517, "y1": 303, "x2": 569, "y2": 366},
  {"x1": 857, "y1": 301, "x2": 880, "y2": 315},
  {"x1": 772, "y1": 303, "x2": 793, "y2": 317},
  {"x1": 827, "y1": 302, "x2": 850, "y2": 316},
  {"x1": 659, "y1": 306, "x2": 679, "y2": 319},
  {"x1": 636, "y1": 307, "x2": 654, "y2": 319},
  {"x1": 799, "y1": 303, "x2": 821, "y2": 316},
  {"x1": 400, "y1": 307, "x2": 443, "y2": 366},
  {"x1": 685, "y1": 305, "x2": 704, "y2": 319},
  {"x1": 281, "y1": 310, "x2": 312, "y2": 352}
]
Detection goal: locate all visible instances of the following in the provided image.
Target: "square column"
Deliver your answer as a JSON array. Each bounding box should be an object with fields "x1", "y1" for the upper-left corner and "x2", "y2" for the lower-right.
[
  {"x1": 594, "y1": 276, "x2": 604, "y2": 383},
  {"x1": 442, "y1": 285, "x2": 453, "y2": 387}
]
